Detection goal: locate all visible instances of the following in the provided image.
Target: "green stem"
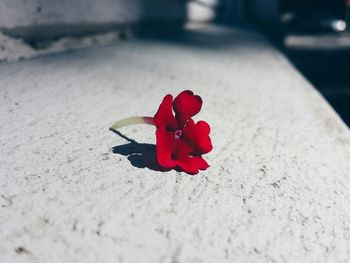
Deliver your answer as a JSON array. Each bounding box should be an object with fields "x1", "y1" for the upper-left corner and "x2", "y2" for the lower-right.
[{"x1": 110, "y1": 116, "x2": 154, "y2": 130}]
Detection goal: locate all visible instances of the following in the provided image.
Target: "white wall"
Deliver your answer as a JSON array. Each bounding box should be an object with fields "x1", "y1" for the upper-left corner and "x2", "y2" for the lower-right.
[
  {"x1": 0, "y1": 0, "x2": 188, "y2": 27},
  {"x1": 0, "y1": 0, "x2": 187, "y2": 39}
]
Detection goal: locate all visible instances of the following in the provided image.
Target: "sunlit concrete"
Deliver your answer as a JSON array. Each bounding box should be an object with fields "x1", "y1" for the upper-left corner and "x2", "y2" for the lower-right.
[{"x1": 1, "y1": 24, "x2": 350, "y2": 262}]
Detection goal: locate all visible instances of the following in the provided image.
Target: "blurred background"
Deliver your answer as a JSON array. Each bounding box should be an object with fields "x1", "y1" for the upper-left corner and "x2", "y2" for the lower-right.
[
  {"x1": 254, "y1": 0, "x2": 350, "y2": 127},
  {"x1": 0, "y1": 0, "x2": 349, "y2": 126}
]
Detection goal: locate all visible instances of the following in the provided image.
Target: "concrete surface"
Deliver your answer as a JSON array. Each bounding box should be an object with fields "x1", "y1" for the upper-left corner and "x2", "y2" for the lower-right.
[
  {"x1": 0, "y1": 0, "x2": 213, "y2": 63},
  {"x1": 0, "y1": 31, "x2": 123, "y2": 63},
  {"x1": 1, "y1": 24, "x2": 350, "y2": 262},
  {"x1": 0, "y1": 0, "x2": 187, "y2": 40},
  {"x1": 0, "y1": 0, "x2": 187, "y2": 28}
]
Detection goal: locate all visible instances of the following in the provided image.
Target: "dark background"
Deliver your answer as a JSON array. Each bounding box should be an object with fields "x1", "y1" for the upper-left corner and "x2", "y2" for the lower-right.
[{"x1": 256, "y1": 0, "x2": 350, "y2": 127}]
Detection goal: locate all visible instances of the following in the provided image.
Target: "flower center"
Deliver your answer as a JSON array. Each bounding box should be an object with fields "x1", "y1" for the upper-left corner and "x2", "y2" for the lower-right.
[{"x1": 174, "y1": 129, "x2": 182, "y2": 139}]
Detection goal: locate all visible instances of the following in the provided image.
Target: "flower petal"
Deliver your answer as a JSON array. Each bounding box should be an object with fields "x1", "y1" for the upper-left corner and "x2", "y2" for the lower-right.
[
  {"x1": 153, "y1": 94, "x2": 178, "y2": 130},
  {"x1": 171, "y1": 140, "x2": 199, "y2": 174},
  {"x1": 173, "y1": 90, "x2": 202, "y2": 128},
  {"x1": 182, "y1": 119, "x2": 213, "y2": 154},
  {"x1": 156, "y1": 127, "x2": 176, "y2": 168},
  {"x1": 171, "y1": 140, "x2": 209, "y2": 174},
  {"x1": 192, "y1": 156, "x2": 209, "y2": 170}
]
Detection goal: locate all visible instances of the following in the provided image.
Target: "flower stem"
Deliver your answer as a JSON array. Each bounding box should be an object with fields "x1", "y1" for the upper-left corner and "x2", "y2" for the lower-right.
[{"x1": 110, "y1": 116, "x2": 154, "y2": 130}]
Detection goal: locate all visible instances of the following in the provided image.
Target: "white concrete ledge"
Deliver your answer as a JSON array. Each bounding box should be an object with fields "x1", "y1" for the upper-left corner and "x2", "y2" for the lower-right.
[{"x1": 1, "y1": 24, "x2": 350, "y2": 262}]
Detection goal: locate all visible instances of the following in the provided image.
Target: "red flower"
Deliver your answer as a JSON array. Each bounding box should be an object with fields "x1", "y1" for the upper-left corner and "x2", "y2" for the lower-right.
[{"x1": 153, "y1": 90, "x2": 212, "y2": 174}]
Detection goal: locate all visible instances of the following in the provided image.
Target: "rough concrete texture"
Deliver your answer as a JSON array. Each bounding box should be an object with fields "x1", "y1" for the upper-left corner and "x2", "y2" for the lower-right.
[{"x1": 1, "y1": 24, "x2": 350, "y2": 262}]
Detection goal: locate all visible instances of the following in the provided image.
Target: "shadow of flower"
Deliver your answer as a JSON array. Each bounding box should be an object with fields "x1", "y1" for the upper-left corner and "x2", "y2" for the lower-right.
[{"x1": 111, "y1": 129, "x2": 170, "y2": 172}]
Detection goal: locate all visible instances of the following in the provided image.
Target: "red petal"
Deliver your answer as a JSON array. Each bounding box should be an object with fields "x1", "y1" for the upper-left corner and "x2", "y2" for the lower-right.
[
  {"x1": 171, "y1": 140, "x2": 209, "y2": 174},
  {"x1": 156, "y1": 127, "x2": 176, "y2": 168},
  {"x1": 173, "y1": 90, "x2": 202, "y2": 128},
  {"x1": 171, "y1": 140, "x2": 199, "y2": 174},
  {"x1": 192, "y1": 156, "x2": 209, "y2": 170},
  {"x1": 156, "y1": 129, "x2": 210, "y2": 174},
  {"x1": 153, "y1": 94, "x2": 178, "y2": 130},
  {"x1": 182, "y1": 119, "x2": 213, "y2": 154}
]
